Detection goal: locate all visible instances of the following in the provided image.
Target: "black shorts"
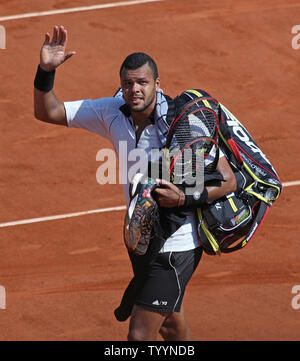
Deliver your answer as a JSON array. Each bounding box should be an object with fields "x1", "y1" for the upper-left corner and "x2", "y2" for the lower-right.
[{"x1": 132, "y1": 246, "x2": 202, "y2": 313}]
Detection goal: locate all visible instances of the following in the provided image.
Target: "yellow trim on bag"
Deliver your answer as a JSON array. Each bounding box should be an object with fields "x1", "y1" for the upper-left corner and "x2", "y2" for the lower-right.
[
  {"x1": 203, "y1": 99, "x2": 212, "y2": 108},
  {"x1": 186, "y1": 89, "x2": 203, "y2": 97},
  {"x1": 228, "y1": 197, "x2": 238, "y2": 212},
  {"x1": 197, "y1": 208, "x2": 221, "y2": 255},
  {"x1": 241, "y1": 239, "x2": 247, "y2": 247},
  {"x1": 186, "y1": 90, "x2": 212, "y2": 109},
  {"x1": 217, "y1": 132, "x2": 280, "y2": 204},
  {"x1": 242, "y1": 162, "x2": 281, "y2": 202},
  {"x1": 218, "y1": 130, "x2": 231, "y2": 151}
]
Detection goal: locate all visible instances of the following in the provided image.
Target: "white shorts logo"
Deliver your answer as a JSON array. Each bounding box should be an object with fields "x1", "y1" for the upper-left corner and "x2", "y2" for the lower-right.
[{"x1": 152, "y1": 299, "x2": 167, "y2": 306}]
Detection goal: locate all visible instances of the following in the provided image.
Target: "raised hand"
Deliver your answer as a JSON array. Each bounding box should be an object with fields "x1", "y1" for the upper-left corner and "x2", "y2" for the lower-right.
[{"x1": 40, "y1": 25, "x2": 76, "y2": 72}]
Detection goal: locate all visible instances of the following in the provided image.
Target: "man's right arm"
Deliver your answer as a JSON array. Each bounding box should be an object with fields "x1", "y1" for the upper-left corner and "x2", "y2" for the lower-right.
[
  {"x1": 34, "y1": 88, "x2": 67, "y2": 126},
  {"x1": 33, "y1": 25, "x2": 75, "y2": 126}
]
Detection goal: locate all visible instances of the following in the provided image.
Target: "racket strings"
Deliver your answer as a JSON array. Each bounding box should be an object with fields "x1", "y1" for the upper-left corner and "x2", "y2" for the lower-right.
[
  {"x1": 167, "y1": 100, "x2": 220, "y2": 183},
  {"x1": 172, "y1": 107, "x2": 218, "y2": 149}
]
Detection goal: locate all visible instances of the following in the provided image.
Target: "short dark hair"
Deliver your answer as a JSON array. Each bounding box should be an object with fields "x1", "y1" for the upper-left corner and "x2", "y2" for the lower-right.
[{"x1": 119, "y1": 52, "x2": 159, "y2": 79}]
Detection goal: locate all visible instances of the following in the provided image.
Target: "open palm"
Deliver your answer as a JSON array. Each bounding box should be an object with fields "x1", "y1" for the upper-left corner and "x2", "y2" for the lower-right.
[{"x1": 40, "y1": 25, "x2": 75, "y2": 71}]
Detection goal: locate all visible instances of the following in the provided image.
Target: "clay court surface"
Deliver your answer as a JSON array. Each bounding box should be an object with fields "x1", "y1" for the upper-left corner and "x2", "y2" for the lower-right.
[{"x1": 0, "y1": 0, "x2": 300, "y2": 341}]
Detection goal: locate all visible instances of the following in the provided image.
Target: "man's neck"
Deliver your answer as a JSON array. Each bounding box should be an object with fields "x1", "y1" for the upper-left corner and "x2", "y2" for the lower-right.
[
  {"x1": 131, "y1": 106, "x2": 154, "y2": 125},
  {"x1": 131, "y1": 108, "x2": 155, "y2": 144}
]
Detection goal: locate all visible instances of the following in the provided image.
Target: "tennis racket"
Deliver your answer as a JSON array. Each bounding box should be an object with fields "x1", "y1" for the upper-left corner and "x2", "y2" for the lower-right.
[{"x1": 164, "y1": 97, "x2": 220, "y2": 190}]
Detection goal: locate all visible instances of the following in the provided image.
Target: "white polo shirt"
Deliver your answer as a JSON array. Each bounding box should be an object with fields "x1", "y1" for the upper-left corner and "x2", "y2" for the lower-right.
[{"x1": 64, "y1": 95, "x2": 211, "y2": 252}]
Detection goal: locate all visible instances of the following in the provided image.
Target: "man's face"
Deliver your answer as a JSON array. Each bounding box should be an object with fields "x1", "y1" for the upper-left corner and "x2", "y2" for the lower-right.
[{"x1": 120, "y1": 63, "x2": 160, "y2": 113}]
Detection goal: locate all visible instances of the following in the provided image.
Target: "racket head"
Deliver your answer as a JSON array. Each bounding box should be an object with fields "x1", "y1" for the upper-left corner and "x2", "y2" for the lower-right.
[
  {"x1": 166, "y1": 97, "x2": 220, "y2": 149},
  {"x1": 165, "y1": 96, "x2": 220, "y2": 185}
]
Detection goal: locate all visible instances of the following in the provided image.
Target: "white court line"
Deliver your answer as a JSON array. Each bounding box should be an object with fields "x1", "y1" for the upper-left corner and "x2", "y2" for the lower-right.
[
  {"x1": 0, "y1": 180, "x2": 299, "y2": 229},
  {"x1": 0, "y1": 0, "x2": 161, "y2": 22},
  {"x1": 282, "y1": 180, "x2": 300, "y2": 187},
  {"x1": 0, "y1": 205, "x2": 126, "y2": 228}
]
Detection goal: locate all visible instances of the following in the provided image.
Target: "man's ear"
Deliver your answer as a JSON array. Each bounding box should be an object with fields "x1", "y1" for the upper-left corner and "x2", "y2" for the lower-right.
[{"x1": 155, "y1": 77, "x2": 160, "y2": 90}]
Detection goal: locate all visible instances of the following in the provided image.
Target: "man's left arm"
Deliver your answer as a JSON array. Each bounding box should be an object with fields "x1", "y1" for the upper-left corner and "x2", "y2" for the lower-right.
[
  {"x1": 153, "y1": 156, "x2": 237, "y2": 208},
  {"x1": 206, "y1": 156, "x2": 237, "y2": 202}
]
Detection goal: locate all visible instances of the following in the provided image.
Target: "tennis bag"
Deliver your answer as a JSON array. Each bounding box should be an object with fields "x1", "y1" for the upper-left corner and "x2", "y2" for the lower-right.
[{"x1": 171, "y1": 89, "x2": 282, "y2": 255}]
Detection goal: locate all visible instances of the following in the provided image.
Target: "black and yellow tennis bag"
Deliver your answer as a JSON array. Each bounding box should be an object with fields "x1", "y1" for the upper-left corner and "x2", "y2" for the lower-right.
[{"x1": 172, "y1": 89, "x2": 282, "y2": 255}]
